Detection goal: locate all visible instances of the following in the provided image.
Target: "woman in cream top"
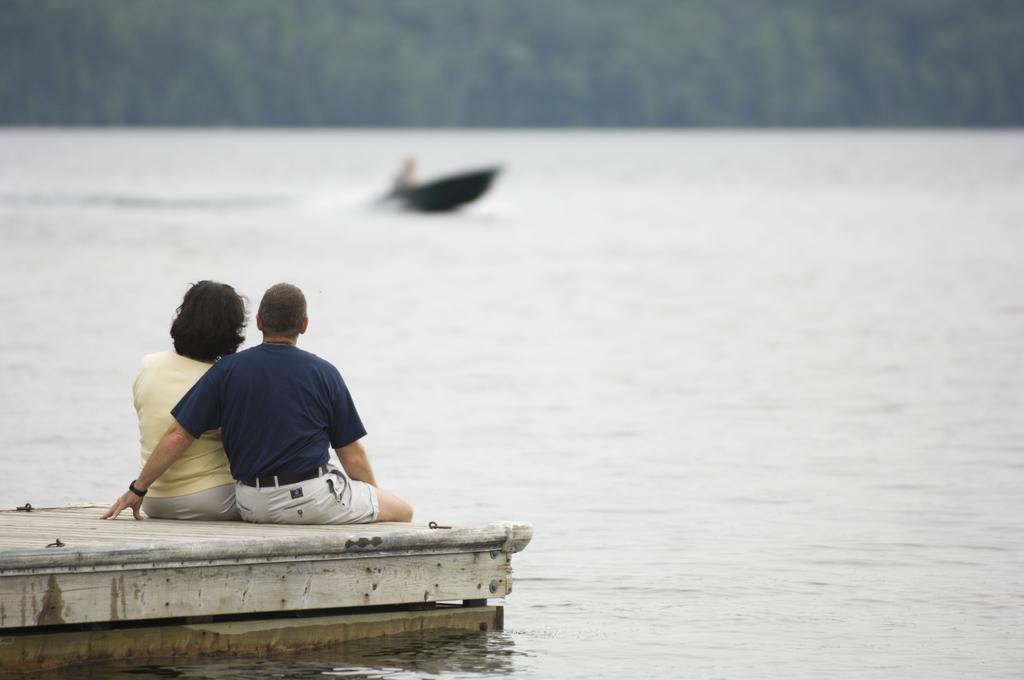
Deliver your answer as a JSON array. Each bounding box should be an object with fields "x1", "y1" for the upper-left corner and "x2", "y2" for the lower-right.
[{"x1": 133, "y1": 281, "x2": 247, "y2": 520}]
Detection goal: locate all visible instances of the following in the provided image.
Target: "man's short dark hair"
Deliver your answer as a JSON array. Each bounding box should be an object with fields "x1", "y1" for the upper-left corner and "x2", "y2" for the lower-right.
[
  {"x1": 258, "y1": 283, "x2": 307, "y2": 337},
  {"x1": 171, "y1": 281, "x2": 247, "y2": 362}
]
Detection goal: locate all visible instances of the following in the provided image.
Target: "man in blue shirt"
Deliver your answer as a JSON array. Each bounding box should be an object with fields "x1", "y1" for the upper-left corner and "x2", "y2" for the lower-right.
[{"x1": 104, "y1": 283, "x2": 413, "y2": 524}]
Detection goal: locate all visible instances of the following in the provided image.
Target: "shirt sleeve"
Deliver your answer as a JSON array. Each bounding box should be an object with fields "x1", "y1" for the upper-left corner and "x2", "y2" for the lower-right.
[
  {"x1": 327, "y1": 369, "x2": 367, "y2": 449},
  {"x1": 171, "y1": 364, "x2": 223, "y2": 438}
]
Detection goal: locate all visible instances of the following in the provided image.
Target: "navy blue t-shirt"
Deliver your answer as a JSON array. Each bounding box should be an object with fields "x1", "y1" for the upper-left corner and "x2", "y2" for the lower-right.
[{"x1": 171, "y1": 343, "x2": 366, "y2": 480}]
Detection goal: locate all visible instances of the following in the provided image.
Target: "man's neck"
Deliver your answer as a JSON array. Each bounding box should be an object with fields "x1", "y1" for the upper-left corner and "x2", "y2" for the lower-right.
[{"x1": 262, "y1": 335, "x2": 298, "y2": 347}]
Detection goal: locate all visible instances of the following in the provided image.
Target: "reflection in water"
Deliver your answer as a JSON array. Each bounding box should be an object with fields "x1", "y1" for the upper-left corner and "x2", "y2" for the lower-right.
[{"x1": 41, "y1": 631, "x2": 522, "y2": 680}]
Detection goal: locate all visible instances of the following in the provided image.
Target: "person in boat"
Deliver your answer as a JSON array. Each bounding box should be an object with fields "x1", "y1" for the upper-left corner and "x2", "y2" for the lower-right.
[
  {"x1": 132, "y1": 280, "x2": 247, "y2": 520},
  {"x1": 104, "y1": 283, "x2": 413, "y2": 525},
  {"x1": 393, "y1": 155, "x2": 416, "y2": 191}
]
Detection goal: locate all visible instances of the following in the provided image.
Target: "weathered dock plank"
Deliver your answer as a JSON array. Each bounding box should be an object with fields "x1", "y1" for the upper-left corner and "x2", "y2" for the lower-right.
[
  {"x1": 3, "y1": 551, "x2": 508, "y2": 628},
  {"x1": 0, "y1": 505, "x2": 531, "y2": 671}
]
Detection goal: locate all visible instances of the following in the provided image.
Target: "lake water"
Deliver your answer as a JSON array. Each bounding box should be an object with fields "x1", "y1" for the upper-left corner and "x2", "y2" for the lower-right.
[{"x1": 1, "y1": 129, "x2": 1022, "y2": 678}]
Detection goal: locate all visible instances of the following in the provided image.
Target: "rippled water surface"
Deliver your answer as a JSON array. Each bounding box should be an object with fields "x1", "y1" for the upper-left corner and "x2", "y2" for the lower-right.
[{"x1": 1, "y1": 130, "x2": 1023, "y2": 678}]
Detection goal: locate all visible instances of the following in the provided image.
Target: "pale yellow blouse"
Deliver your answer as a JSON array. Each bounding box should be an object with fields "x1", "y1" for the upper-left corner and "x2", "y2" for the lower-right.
[{"x1": 133, "y1": 350, "x2": 234, "y2": 497}]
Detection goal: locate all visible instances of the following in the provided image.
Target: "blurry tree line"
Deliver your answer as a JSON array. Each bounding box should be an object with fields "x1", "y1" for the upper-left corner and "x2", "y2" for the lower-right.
[{"x1": 1, "y1": 0, "x2": 1022, "y2": 126}]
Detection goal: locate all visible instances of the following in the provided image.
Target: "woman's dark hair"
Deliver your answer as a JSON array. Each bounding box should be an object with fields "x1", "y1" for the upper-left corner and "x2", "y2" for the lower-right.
[{"x1": 170, "y1": 281, "x2": 247, "y2": 362}]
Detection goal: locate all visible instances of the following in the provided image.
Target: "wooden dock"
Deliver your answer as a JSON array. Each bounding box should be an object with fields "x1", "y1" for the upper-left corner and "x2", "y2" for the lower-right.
[{"x1": 0, "y1": 505, "x2": 532, "y2": 672}]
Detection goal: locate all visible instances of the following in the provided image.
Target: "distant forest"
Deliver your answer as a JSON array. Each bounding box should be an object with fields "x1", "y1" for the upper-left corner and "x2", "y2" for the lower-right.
[{"x1": 2, "y1": 0, "x2": 1022, "y2": 126}]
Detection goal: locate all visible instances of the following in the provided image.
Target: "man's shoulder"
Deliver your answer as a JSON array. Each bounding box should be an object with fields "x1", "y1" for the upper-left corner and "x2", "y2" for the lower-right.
[
  {"x1": 281, "y1": 350, "x2": 351, "y2": 392},
  {"x1": 215, "y1": 344, "x2": 343, "y2": 377},
  {"x1": 299, "y1": 347, "x2": 337, "y2": 367},
  {"x1": 220, "y1": 345, "x2": 338, "y2": 372}
]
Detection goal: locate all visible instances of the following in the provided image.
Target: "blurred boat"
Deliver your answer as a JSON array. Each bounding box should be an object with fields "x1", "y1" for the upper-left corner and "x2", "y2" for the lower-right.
[{"x1": 387, "y1": 167, "x2": 501, "y2": 212}]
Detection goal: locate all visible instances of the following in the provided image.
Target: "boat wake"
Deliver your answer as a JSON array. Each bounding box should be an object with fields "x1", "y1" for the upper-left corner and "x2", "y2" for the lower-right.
[{"x1": 1, "y1": 192, "x2": 296, "y2": 211}]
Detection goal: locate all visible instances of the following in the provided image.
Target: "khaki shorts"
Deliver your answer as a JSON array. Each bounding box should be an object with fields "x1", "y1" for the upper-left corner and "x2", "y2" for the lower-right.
[
  {"x1": 142, "y1": 483, "x2": 241, "y2": 521},
  {"x1": 234, "y1": 464, "x2": 379, "y2": 525}
]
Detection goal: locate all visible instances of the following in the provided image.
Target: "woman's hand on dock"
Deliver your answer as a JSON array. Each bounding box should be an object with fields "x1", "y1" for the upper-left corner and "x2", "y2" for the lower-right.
[{"x1": 101, "y1": 490, "x2": 144, "y2": 520}]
